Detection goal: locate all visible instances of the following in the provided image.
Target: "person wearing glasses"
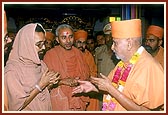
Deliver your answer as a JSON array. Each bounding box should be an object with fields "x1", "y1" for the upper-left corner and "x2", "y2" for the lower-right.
[
  {"x1": 4, "y1": 23, "x2": 60, "y2": 111},
  {"x1": 145, "y1": 25, "x2": 164, "y2": 68}
]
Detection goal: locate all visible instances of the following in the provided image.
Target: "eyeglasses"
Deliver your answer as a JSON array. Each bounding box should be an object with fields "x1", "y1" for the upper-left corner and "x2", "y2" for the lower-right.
[{"x1": 35, "y1": 41, "x2": 46, "y2": 49}]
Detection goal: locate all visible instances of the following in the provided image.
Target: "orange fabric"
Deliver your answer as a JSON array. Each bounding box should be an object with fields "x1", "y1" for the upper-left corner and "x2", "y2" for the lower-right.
[
  {"x1": 154, "y1": 46, "x2": 164, "y2": 68},
  {"x1": 82, "y1": 49, "x2": 99, "y2": 111},
  {"x1": 74, "y1": 30, "x2": 88, "y2": 40},
  {"x1": 43, "y1": 45, "x2": 90, "y2": 110},
  {"x1": 86, "y1": 95, "x2": 100, "y2": 111},
  {"x1": 4, "y1": 11, "x2": 7, "y2": 35},
  {"x1": 45, "y1": 32, "x2": 55, "y2": 41},
  {"x1": 106, "y1": 49, "x2": 164, "y2": 111},
  {"x1": 83, "y1": 49, "x2": 97, "y2": 77},
  {"x1": 146, "y1": 25, "x2": 164, "y2": 39},
  {"x1": 111, "y1": 19, "x2": 142, "y2": 39}
]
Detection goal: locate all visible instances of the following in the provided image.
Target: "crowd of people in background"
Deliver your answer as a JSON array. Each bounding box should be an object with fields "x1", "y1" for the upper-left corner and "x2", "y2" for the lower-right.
[{"x1": 3, "y1": 10, "x2": 164, "y2": 112}]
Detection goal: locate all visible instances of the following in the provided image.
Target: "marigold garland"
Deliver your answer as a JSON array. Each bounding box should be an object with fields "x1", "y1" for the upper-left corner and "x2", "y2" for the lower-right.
[{"x1": 102, "y1": 46, "x2": 144, "y2": 111}]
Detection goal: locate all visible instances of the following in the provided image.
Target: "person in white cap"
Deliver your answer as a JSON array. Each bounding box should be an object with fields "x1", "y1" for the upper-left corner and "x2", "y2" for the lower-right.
[{"x1": 94, "y1": 23, "x2": 117, "y2": 110}]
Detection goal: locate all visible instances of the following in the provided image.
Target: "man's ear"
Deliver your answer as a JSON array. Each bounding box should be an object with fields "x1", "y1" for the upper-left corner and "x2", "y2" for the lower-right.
[
  {"x1": 56, "y1": 37, "x2": 59, "y2": 43},
  {"x1": 158, "y1": 39, "x2": 163, "y2": 47},
  {"x1": 127, "y1": 38, "x2": 133, "y2": 51}
]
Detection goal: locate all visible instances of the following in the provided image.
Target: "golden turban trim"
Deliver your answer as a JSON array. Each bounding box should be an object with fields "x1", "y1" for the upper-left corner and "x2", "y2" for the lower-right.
[
  {"x1": 111, "y1": 19, "x2": 142, "y2": 39},
  {"x1": 74, "y1": 30, "x2": 88, "y2": 40},
  {"x1": 146, "y1": 25, "x2": 164, "y2": 39}
]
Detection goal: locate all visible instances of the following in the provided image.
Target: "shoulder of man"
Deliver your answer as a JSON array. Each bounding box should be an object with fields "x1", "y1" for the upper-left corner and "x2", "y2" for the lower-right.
[{"x1": 95, "y1": 45, "x2": 107, "y2": 53}]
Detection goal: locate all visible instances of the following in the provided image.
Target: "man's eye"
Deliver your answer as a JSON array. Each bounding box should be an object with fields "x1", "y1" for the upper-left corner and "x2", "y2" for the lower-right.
[
  {"x1": 35, "y1": 42, "x2": 41, "y2": 46},
  {"x1": 69, "y1": 35, "x2": 73, "y2": 39},
  {"x1": 77, "y1": 41, "x2": 82, "y2": 44},
  {"x1": 61, "y1": 36, "x2": 66, "y2": 40},
  {"x1": 146, "y1": 39, "x2": 155, "y2": 42}
]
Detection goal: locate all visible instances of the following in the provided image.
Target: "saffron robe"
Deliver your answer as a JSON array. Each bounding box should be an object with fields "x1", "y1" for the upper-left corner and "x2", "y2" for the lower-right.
[
  {"x1": 105, "y1": 49, "x2": 164, "y2": 111},
  {"x1": 83, "y1": 49, "x2": 97, "y2": 77},
  {"x1": 43, "y1": 45, "x2": 90, "y2": 111},
  {"x1": 154, "y1": 46, "x2": 164, "y2": 69},
  {"x1": 82, "y1": 49, "x2": 100, "y2": 111}
]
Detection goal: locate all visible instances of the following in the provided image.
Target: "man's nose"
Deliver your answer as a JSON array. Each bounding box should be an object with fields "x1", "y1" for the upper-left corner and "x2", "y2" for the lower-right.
[
  {"x1": 42, "y1": 44, "x2": 45, "y2": 50},
  {"x1": 111, "y1": 43, "x2": 114, "y2": 51},
  {"x1": 66, "y1": 37, "x2": 71, "y2": 42},
  {"x1": 145, "y1": 40, "x2": 150, "y2": 46}
]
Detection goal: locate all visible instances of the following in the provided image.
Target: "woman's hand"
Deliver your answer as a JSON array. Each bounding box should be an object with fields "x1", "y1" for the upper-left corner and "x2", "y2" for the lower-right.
[{"x1": 39, "y1": 68, "x2": 60, "y2": 90}]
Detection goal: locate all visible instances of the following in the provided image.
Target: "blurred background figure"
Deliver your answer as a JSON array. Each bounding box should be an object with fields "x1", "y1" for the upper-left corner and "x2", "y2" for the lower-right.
[
  {"x1": 86, "y1": 35, "x2": 96, "y2": 57},
  {"x1": 95, "y1": 31, "x2": 105, "y2": 47},
  {"x1": 45, "y1": 31, "x2": 56, "y2": 52}
]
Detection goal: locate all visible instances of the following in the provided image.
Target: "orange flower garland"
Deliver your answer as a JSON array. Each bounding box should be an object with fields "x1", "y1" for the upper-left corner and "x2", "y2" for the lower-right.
[{"x1": 102, "y1": 46, "x2": 144, "y2": 111}]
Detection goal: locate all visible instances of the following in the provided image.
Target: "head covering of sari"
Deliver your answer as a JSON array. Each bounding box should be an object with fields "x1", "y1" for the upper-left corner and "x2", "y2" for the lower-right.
[
  {"x1": 146, "y1": 25, "x2": 164, "y2": 39},
  {"x1": 8, "y1": 23, "x2": 45, "y2": 65},
  {"x1": 111, "y1": 19, "x2": 142, "y2": 39}
]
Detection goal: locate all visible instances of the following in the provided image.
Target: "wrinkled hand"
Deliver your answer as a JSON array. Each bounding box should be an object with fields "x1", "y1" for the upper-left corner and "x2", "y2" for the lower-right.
[
  {"x1": 90, "y1": 73, "x2": 112, "y2": 92},
  {"x1": 39, "y1": 68, "x2": 60, "y2": 89},
  {"x1": 59, "y1": 77, "x2": 79, "y2": 87},
  {"x1": 72, "y1": 80, "x2": 98, "y2": 95}
]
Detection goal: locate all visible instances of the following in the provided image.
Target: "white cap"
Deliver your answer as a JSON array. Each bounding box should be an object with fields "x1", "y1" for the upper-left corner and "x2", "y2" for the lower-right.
[{"x1": 103, "y1": 23, "x2": 111, "y2": 34}]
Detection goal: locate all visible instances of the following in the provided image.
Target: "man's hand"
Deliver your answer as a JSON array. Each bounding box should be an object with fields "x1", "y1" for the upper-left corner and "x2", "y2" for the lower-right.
[
  {"x1": 72, "y1": 80, "x2": 98, "y2": 94},
  {"x1": 59, "y1": 77, "x2": 79, "y2": 87},
  {"x1": 90, "y1": 73, "x2": 112, "y2": 92}
]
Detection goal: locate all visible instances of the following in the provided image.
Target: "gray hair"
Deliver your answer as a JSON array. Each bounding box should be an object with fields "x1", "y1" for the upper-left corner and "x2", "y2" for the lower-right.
[{"x1": 55, "y1": 24, "x2": 74, "y2": 37}]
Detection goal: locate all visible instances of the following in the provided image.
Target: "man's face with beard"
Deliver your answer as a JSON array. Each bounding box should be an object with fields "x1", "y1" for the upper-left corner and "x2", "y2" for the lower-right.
[
  {"x1": 145, "y1": 34, "x2": 162, "y2": 55},
  {"x1": 75, "y1": 39, "x2": 87, "y2": 52},
  {"x1": 34, "y1": 32, "x2": 46, "y2": 60},
  {"x1": 38, "y1": 49, "x2": 46, "y2": 60}
]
